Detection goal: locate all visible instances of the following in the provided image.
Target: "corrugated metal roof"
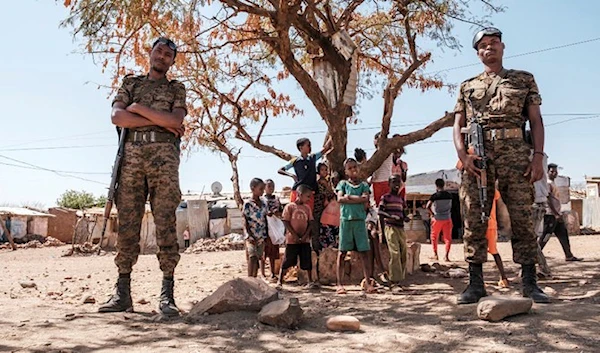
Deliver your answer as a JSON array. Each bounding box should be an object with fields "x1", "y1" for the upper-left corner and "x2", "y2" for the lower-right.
[{"x1": 0, "y1": 207, "x2": 55, "y2": 217}]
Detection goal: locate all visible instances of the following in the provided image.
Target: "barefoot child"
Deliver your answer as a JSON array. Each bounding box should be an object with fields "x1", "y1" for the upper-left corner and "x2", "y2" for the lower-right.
[
  {"x1": 378, "y1": 175, "x2": 408, "y2": 291},
  {"x1": 336, "y1": 158, "x2": 375, "y2": 294},
  {"x1": 263, "y1": 179, "x2": 283, "y2": 282},
  {"x1": 487, "y1": 187, "x2": 509, "y2": 288},
  {"x1": 278, "y1": 185, "x2": 317, "y2": 290},
  {"x1": 426, "y1": 178, "x2": 453, "y2": 262},
  {"x1": 278, "y1": 137, "x2": 332, "y2": 212},
  {"x1": 366, "y1": 206, "x2": 388, "y2": 287},
  {"x1": 243, "y1": 178, "x2": 269, "y2": 278}
]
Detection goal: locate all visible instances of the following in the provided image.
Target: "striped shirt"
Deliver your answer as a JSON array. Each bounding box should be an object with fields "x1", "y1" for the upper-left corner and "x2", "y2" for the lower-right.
[{"x1": 378, "y1": 193, "x2": 406, "y2": 227}]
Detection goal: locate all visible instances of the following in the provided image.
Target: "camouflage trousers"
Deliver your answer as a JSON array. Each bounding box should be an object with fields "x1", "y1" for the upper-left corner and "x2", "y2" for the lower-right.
[
  {"x1": 460, "y1": 139, "x2": 538, "y2": 265},
  {"x1": 115, "y1": 142, "x2": 181, "y2": 277}
]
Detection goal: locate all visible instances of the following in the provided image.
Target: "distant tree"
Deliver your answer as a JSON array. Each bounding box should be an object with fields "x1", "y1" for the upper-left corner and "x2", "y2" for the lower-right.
[{"x1": 56, "y1": 190, "x2": 105, "y2": 209}]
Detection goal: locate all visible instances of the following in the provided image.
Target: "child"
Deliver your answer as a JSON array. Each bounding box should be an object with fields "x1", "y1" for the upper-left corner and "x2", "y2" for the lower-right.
[
  {"x1": 379, "y1": 174, "x2": 408, "y2": 292},
  {"x1": 336, "y1": 158, "x2": 375, "y2": 294},
  {"x1": 183, "y1": 226, "x2": 190, "y2": 248},
  {"x1": 487, "y1": 187, "x2": 509, "y2": 288},
  {"x1": 354, "y1": 148, "x2": 367, "y2": 164},
  {"x1": 426, "y1": 178, "x2": 453, "y2": 262},
  {"x1": 278, "y1": 184, "x2": 317, "y2": 290},
  {"x1": 278, "y1": 137, "x2": 332, "y2": 212},
  {"x1": 319, "y1": 168, "x2": 340, "y2": 249},
  {"x1": 366, "y1": 206, "x2": 388, "y2": 288},
  {"x1": 243, "y1": 178, "x2": 269, "y2": 278},
  {"x1": 263, "y1": 179, "x2": 283, "y2": 282}
]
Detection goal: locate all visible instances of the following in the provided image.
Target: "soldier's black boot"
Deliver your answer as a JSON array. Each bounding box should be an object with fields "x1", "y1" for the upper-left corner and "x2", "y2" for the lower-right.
[
  {"x1": 98, "y1": 277, "x2": 133, "y2": 313},
  {"x1": 522, "y1": 264, "x2": 550, "y2": 303},
  {"x1": 159, "y1": 278, "x2": 180, "y2": 317},
  {"x1": 457, "y1": 263, "x2": 487, "y2": 304}
]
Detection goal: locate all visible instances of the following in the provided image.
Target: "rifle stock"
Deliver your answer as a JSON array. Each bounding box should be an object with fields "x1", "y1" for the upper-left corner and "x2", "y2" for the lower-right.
[{"x1": 97, "y1": 129, "x2": 128, "y2": 254}]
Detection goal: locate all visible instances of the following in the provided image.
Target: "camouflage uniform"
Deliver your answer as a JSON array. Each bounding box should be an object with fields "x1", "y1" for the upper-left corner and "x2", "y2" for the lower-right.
[
  {"x1": 455, "y1": 70, "x2": 541, "y2": 265},
  {"x1": 113, "y1": 75, "x2": 187, "y2": 277}
]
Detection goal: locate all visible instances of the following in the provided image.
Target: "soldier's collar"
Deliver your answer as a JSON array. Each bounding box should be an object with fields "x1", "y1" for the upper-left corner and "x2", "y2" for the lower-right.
[{"x1": 144, "y1": 74, "x2": 169, "y2": 84}]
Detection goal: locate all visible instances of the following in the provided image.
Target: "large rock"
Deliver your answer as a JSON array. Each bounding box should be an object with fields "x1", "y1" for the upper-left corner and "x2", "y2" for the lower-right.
[
  {"x1": 187, "y1": 277, "x2": 278, "y2": 319},
  {"x1": 258, "y1": 298, "x2": 303, "y2": 329},
  {"x1": 477, "y1": 296, "x2": 533, "y2": 322},
  {"x1": 326, "y1": 315, "x2": 361, "y2": 332}
]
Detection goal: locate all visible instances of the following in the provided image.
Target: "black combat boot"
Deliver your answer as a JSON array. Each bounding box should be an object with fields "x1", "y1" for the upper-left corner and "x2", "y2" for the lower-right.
[
  {"x1": 159, "y1": 278, "x2": 180, "y2": 316},
  {"x1": 522, "y1": 264, "x2": 550, "y2": 303},
  {"x1": 457, "y1": 263, "x2": 487, "y2": 304},
  {"x1": 98, "y1": 277, "x2": 133, "y2": 313}
]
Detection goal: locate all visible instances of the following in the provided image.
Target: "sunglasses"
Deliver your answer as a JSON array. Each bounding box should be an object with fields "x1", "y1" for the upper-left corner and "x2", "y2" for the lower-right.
[{"x1": 153, "y1": 37, "x2": 177, "y2": 51}]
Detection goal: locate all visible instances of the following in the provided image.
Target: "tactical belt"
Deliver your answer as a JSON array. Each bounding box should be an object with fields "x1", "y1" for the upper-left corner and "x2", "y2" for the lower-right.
[
  {"x1": 126, "y1": 131, "x2": 178, "y2": 144},
  {"x1": 484, "y1": 128, "x2": 522, "y2": 141}
]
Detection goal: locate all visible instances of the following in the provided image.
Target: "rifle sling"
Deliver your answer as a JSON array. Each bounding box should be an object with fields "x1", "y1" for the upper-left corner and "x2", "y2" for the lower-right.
[{"x1": 480, "y1": 68, "x2": 508, "y2": 111}]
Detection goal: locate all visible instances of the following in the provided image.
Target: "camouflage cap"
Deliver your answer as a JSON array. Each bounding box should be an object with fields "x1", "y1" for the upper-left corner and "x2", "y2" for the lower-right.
[{"x1": 472, "y1": 27, "x2": 502, "y2": 50}]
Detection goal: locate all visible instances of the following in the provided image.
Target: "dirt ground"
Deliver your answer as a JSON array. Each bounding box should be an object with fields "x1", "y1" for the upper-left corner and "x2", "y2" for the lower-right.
[{"x1": 2, "y1": 235, "x2": 599, "y2": 353}]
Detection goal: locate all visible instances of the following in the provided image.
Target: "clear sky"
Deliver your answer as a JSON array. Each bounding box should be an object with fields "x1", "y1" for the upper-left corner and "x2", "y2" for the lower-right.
[{"x1": 1, "y1": 0, "x2": 599, "y2": 207}]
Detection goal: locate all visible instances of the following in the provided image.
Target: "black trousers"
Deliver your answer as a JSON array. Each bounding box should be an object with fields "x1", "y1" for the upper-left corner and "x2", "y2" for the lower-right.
[{"x1": 539, "y1": 215, "x2": 573, "y2": 258}]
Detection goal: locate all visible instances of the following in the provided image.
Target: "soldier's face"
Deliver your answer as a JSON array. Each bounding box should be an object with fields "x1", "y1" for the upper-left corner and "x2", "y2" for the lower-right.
[
  {"x1": 476, "y1": 36, "x2": 504, "y2": 64},
  {"x1": 150, "y1": 43, "x2": 176, "y2": 73}
]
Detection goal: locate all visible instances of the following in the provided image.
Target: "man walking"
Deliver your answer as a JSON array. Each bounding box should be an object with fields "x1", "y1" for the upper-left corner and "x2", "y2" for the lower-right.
[
  {"x1": 453, "y1": 27, "x2": 549, "y2": 304},
  {"x1": 539, "y1": 163, "x2": 582, "y2": 262},
  {"x1": 99, "y1": 37, "x2": 187, "y2": 316}
]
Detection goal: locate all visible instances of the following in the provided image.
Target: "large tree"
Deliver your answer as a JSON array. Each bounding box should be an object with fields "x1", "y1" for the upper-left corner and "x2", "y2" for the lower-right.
[{"x1": 60, "y1": 0, "x2": 500, "y2": 180}]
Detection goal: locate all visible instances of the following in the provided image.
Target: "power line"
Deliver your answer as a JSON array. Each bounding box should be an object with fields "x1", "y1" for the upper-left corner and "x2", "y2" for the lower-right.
[
  {"x1": 431, "y1": 37, "x2": 600, "y2": 74},
  {"x1": 545, "y1": 115, "x2": 600, "y2": 127},
  {"x1": 0, "y1": 155, "x2": 109, "y2": 185},
  {"x1": 0, "y1": 144, "x2": 115, "y2": 152}
]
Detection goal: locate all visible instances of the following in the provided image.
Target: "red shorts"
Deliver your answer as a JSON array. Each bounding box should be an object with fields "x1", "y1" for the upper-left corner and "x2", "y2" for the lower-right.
[
  {"x1": 290, "y1": 190, "x2": 314, "y2": 213},
  {"x1": 372, "y1": 181, "x2": 391, "y2": 206}
]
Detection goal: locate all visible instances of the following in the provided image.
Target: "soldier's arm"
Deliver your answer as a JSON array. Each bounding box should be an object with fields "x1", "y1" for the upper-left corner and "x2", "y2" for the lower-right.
[
  {"x1": 528, "y1": 105, "x2": 545, "y2": 158},
  {"x1": 127, "y1": 82, "x2": 187, "y2": 129},
  {"x1": 111, "y1": 102, "x2": 155, "y2": 128},
  {"x1": 524, "y1": 73, "x2": 545, "y2": 183},
  {"x1": 127, "y1": 105, "x2": 186, "y2": 129},
  {"x1": 111, "y1": 77, "x2": 154, "y2": 128}
]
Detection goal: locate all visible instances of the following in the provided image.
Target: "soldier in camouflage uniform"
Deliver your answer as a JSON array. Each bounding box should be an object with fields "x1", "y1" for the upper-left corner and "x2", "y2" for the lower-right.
[
  {"x1": 453, "y1": 28, "x2": 549, "y2": 304},
  {"x1": 99, "y1": 37, "x2": 187, "y2": 316}
]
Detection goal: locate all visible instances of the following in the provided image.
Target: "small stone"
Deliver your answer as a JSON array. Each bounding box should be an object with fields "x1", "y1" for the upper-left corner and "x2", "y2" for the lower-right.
[
  {"x1": 477, "y1": 296, "x2": 533, "y2": 322},
  {"x1": 326, "y1": 315, "x2": 361, "y2": 332},
  {"x1": 443, "y1": 268, "x2": 468, "y2": 278},
  {"x1": 64, "y1": 277, "x2": 73, "y2": 280},
  {"x1": 258, "y1": 298, "x2": 303, "y2": 329},
  {"x1": 543, "y1": 287, "x2": 558, "y2": 297},
  {"x1": 87, "y1": 274, "x2": 92, "y2": 279},
  {"x1": 137, "y1": 298, "x2": 150, "y2": 305},
  {"x1": 82, "y1": 296, "x2": 96, "y2": 304},
  {"x1": 20, "y1": 281, "x2": 37, "y2": 289}
]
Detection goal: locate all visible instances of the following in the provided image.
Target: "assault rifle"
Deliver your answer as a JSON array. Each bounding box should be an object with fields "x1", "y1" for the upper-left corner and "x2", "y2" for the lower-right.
[
  {"x1": 462, "y1": 90, "x2": 488, "y2": 223},
  {"x1": 97, "y1": 128, "x2": 128, "y2": 254}
]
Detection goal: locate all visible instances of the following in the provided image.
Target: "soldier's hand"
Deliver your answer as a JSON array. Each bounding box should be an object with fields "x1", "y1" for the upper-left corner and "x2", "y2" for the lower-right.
[
  {"x1": 460, "y1": 154, "x2": 481, "y2": 177},
  {"x1": 525, "y1": 156, "x2": 544, "y2": 183},
  {"x1": 166, "y1": 126, "x2": 185, "y2": 137},
  {"x1": 126, "y1": 103, "x2": 141, "y2": 114}
]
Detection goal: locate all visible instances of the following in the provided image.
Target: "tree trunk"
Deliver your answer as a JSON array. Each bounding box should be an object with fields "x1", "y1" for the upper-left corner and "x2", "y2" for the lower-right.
[
  {"x1": 327, "y1": 119, "x2": 349, "y2": 177},
  {"x1": 228, "y1": 154, "x2": 244, "y2": 209}
]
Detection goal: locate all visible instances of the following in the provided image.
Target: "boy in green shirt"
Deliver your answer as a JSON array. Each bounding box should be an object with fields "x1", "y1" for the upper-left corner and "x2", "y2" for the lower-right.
[{"x1": 336, "y1": 158, "x2": 375, "y2": 294}]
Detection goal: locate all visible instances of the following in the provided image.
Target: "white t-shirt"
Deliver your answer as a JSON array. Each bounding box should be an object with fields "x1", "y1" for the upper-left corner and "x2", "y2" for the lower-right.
[
  {"x1": 533, "y1": 152, "x2": 549, "y2": 203},
  {"x1": 371, "y1": 154, "x2": 394, "y2": 183}
]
